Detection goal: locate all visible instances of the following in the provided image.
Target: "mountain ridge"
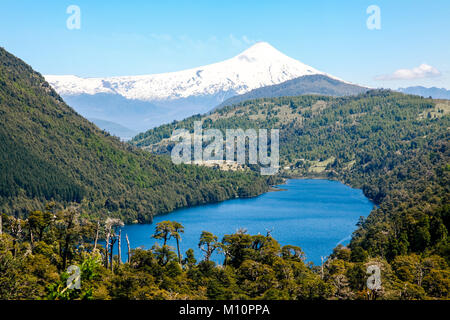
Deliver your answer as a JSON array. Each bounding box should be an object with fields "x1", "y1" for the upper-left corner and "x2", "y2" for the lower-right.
[
  {"x1": 215, "y1": 74, "x2": 368, "y2": 110},
  {"x1": 398, "y1": 86, "x2": 450, "y2": 99}
]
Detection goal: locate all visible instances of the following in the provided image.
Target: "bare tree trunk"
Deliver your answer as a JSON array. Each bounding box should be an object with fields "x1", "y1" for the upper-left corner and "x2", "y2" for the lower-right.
[
  {"x1": 12, "y1": 238, "x2": 16, "y2": 257},
  {"x1": 176, "y1": 237, "x2": 182, "y2": 265},
  {"x1": 118, "y1": 230, "x2": 122, "y2": 265},
  {"x1": 110, "y1": 237, "x2": 116, "y2": 273},
  {"x1": 30, "y1": 229, "x2": 34, "y2": 249},
  {"x1": 62, "y1": 234, "x2": 70, "y2": 270},
  {"x1": 93, "y1": 221, "x2": 100, "y2": 251},
  {"x1": 417, "y1": 265, "x2": 424, "y2": 287},
  {"x1": 126, "y1": 234, "x2": 131, "y2": 263},
  {"x1": 15, "y1": 220, "x2": 22, "y2": 257},
  {"x1": 105, "y1": 231, "x2": 110, "y2": 269},
  {"x1": 321, "y1": 256, "x2": 325, "y2": 280}
]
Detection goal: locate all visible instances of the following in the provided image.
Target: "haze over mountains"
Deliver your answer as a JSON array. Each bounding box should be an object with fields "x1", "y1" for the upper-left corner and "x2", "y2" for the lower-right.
[
  {"x1": 45, "y1": 42, "x2": 354, "y2": 138},
  {"x1": 398, "y1": 86, "x2": 450, "y2": 100}
]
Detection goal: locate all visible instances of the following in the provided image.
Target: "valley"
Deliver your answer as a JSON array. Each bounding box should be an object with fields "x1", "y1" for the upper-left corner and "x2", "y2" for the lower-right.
[
  {"x1": 1, "y1": 0, "x2": 450, "y2": 304},
  {"x1": 0, "y1": 45, "x2": 448, "y2": 301}
]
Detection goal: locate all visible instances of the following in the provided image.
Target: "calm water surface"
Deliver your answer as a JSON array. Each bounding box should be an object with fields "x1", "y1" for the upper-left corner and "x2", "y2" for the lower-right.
[{"x1": 117, "y1": 179, "x2": 373, "y2": 265}]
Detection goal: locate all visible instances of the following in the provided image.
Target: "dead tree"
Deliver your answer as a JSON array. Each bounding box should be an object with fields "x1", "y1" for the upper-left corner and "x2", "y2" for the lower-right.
[
  {"x1": 110, "y1": 236, "x2": 117, "y2": 272},
  {"x1": 104, "y1": 217, "x2": 124, "y2": 272},
  {"x1": 126, "y1": 234, "x2": 131, "y2": 263},
  {"x1": 265, "y1": 228, "x2": 274, "y2": 237},
  {"x1": 118, "y1": 229, "x2": 122, "y2": 265},
  {"x1": 11, "y1": 218, "x2": 22, "y2": 257},
  {"x1": 93, "y1": 220, "x2": 100, "y2": 251},
  {"x1": 29, "y1": 229, "x2": 34, "y2": 249},
  {"x1": 321, "y1": 256, "x2": 325, "y2": 280},
  {"x1": 105, "y1": 230, "x2": 110, "y2": 269}
]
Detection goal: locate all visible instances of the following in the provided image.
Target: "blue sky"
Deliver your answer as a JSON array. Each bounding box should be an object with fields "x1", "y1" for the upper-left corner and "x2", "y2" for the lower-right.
[{"x1": 1, "y1": 0, "x2": 449, "y2": 89}]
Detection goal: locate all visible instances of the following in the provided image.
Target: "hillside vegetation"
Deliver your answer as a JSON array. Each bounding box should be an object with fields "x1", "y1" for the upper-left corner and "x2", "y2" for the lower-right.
[{"x1": 0, "y1": 48, "x2": 273, "y2": 224}]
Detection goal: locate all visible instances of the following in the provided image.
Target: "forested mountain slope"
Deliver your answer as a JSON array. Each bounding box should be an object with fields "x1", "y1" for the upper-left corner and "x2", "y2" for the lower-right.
[
  {"x1": 132, "y1": 91, "x2": 450, "y2": 265},
  {"x1": 0, "y1": 48, "x2": 272, "y2": 223},
  {"x1": 215, "y1": 74, "x2": 368, "y2": 110}
]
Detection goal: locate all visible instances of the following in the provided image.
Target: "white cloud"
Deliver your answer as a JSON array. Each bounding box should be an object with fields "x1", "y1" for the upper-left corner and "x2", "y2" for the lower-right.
[
  {"x1": 229, "y1": 34, "x2": 257, "y2": 47},
  {"x1": 242, "y1": 35, "x2": 255, "y2": 45},
  {"x1": 375, "y1": 64, "x2": 441, "y2": 81},
  {"x1": 143, "y1": 33, "x2": 257, "y2": 51}
]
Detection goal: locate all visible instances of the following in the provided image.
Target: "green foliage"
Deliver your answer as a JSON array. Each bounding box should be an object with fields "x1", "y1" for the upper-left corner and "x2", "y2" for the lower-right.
[{"x1": 1, "y1": 210, "x2": 449, "y2": 300}]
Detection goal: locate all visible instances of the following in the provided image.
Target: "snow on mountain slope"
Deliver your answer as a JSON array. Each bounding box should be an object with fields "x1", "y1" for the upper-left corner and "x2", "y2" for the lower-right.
[{"x1": 45, "y1": 42, "x2": 333, "y2": 101}]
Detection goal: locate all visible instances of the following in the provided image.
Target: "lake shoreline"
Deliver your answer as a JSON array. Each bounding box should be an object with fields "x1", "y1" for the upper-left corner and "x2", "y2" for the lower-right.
[
  {"x1": 117, "y1": 179, "x2": 374, "y2": 265},
  {"x1": 148, "y1": 174, "x2": 373, "y2": 220},
  {"x1": 282, "y1": 173, "x2": 373, "y2": 201}
]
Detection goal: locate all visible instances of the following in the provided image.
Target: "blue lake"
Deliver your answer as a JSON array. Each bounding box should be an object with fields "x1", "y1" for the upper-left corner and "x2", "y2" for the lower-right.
[{"x1": 117, "y1": 179, "x2": 373, "y2": 265}]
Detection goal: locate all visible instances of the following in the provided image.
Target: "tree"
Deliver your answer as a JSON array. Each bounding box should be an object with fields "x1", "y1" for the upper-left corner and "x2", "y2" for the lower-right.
[
  {"x1": 171, "y1": 221, "x2": 184, "y2": 265},
  {"x1": 28, "y1": 210, "x2": 52, "y2": 242},
  {"x1": 222, "y1": 232, "x2": 253, "y2": 268},
  {"x1": 152, "y1": 243, "x2": 176, "y2": 266},
  {"x1": 152, "y1": 221, "x2": 174, "y2": 246},
  {"x1": 182, "y1": 248, "x2": 197, "y2": 268},
  {"x1": 104, "y1": 218, "x2": 124, "y2": 271},
  {"x1": 199, "y1": 231, "x2": 219, "y2": 262},
  {"x1": 422, "y1": 269, "x2": 450, "y2": 298},
  {"x1": 281, "y1": 245, "x2": 304, "y2": 262},
  {"x1": 58, "y1": 207, "x2": 79, "y2": 270},
  {"x1": 350, "y1": 246, "x2": 369, "y2": 263}
]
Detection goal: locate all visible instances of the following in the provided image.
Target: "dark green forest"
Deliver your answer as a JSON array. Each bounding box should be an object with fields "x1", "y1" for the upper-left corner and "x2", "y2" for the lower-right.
[
  {"x1": 0, "y1": 47, "x2": 449, "y2": 300},
  {"x1": 1, "y1": 211, "x2": 448, "y2": 300}
]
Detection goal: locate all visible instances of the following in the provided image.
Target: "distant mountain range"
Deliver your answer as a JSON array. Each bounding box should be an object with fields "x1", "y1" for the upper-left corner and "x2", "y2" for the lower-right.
[
  {"x1": 215, "y1": 74, "x2": 368, "y2": 109},
  {"x1": 398, "y1": 86, "x2": 450, "y2": 99},
  {"x1": 44, "y1": 42, "x2": 355, "y2": 138},
  {"x1": 89, "y1": 118, "x2": 137, "y2": 141}
]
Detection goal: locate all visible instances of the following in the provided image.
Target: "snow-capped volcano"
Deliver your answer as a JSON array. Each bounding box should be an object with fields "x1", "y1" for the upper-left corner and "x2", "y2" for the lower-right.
[
  {"x1": 45, "y1": 42, "x2": 331, "y2": 101},
  {"x1": 44, "y1": 42, "x2": 342, "y2": 138}
]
